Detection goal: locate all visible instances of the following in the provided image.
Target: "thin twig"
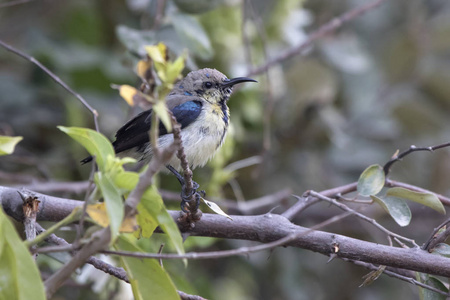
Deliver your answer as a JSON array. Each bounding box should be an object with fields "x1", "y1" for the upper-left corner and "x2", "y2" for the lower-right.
[
  {"x1": 14, "y1": 180, "x2": 90, "y2": 194},
  {"x1": 177, "y1": 291, "x2": 207, "y2": 300},
  {"x1": 35, "y1": 223, "x2": 129, "y2": 283},
  {"x1": 305, "y1": 190, "x2": 418, "y2": 247},
  {"x1": 346, "y1": 259, "x2": 450, "y2": 297},
  {"x1": 0, "y1": 0, "x2": 34, "y2": 8},
  {"x1": 247, "y1": 0, "x2": 389, "y2": 76},
  {"x1": 385, "y1": 179, "x2": 450, "y2": 207},
  {"x1": 0, "y1": 39, "x2": 99, "y2": 131},
  {"x1": 383, "y1": 142, "x2": 450, "y2": 176},
  {"x1": 36, "y1": 225, "x2": 205, "y2": 300},
  {"x1": 282, "y1": 181, "x2": 358, "y2": 220},
  {"x1": 422, "y1": 217, "x2": 450, "y2": 251},
  {"x1": 75, "y1": 157, "x2": 97, "y2": 245},
  {"x1": 170, "y1": 114, "x2": 200, "y2": 220}
]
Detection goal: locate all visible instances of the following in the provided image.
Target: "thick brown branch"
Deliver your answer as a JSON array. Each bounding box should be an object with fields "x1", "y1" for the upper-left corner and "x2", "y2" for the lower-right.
[{"x1": 2, "y1": 186, "x2": 450, "y2": 278}]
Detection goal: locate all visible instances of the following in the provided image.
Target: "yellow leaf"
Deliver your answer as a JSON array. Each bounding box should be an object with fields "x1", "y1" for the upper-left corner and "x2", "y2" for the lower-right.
[
  {"x1": 136, "y1": 59, "x2": 152, "y2": 80},
  {"x1": 119, "y1": 85, "x2": 155, "y2": 107},
  {"x1": 119, "y1": 85, "x2": 138, "y2": 106},
  {"x1": 86, "y1": 203, "x2": 138, "y2": 233},
  {"x1": 145, "y1": 43, "x2": 167, "y2": 64},
  {"x1": 0, "y1": 135, "x2": 23, "y2": 156},
  {"x1": 121, "y1": 216, "x2": 139, "y2": 233}
]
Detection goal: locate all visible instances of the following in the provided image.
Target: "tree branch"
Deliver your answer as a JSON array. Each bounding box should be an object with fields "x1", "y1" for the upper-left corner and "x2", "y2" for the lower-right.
[
  {"x1": 383, "y1": 142, "x2": 450, "y2": 176},
  {"x1": 2, "y1": 185, "x2": 450, "y2": 278},
  {"x1": 0, "y1": 39, "x2": 100, "y2": 131}
]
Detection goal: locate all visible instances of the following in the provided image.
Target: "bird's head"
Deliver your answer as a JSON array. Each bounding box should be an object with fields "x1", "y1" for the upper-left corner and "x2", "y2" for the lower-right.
[{"x1": 172, "y1": 68, "x2": 256, "y2": 104}]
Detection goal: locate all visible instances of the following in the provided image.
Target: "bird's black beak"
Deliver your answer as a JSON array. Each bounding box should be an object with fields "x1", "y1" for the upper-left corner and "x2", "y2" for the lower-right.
[{"x1": 222, "y1": 77, "x2": 257, "y2": 88}]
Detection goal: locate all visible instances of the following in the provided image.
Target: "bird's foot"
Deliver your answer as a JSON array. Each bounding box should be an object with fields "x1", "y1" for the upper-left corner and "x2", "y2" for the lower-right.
[
  {"x1": 180, "y1": 183, "x2": 205, "y2": 213},
  {"x1": 166, "y1": 165, "x2": 205, "y2": 214}
]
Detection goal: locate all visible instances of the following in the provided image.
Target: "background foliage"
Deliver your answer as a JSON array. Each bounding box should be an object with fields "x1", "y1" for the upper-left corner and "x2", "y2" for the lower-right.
[{"x1": 2, "y1": 0, "x2": 450, "y2": 299}]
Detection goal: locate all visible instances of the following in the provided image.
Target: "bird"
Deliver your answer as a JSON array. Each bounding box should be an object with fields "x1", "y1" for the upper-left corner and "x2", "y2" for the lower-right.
[{"x1": 82, "y1": 68, "x2": 257, "y2": 211}]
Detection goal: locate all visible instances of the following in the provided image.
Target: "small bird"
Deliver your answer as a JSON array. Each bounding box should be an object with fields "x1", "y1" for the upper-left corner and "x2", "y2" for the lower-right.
[{"x1": 83, "y1": 68, "x2": 256, "y2": 211}]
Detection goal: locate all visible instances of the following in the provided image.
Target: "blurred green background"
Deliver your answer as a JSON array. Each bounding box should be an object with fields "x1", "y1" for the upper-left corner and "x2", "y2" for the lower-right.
[{"x1": 2, "y1": 0, "x2": 450, "y2": 299}]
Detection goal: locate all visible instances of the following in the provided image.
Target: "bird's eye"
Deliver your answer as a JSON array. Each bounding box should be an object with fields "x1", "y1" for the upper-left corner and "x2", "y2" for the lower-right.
[{"x1": 203, "y1": 82, "x2": 213, "y2": 89}]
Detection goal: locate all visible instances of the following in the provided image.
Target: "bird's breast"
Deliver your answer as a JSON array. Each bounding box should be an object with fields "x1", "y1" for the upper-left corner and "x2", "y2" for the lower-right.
[{"x1": 158, "y1": 103, "x2": 229, "y2": 170}]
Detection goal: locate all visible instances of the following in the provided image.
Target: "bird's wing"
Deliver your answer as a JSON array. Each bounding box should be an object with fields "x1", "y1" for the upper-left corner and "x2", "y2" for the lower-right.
[{"x1": 113, "y1": 100, "x2": 203, "y2": 154}]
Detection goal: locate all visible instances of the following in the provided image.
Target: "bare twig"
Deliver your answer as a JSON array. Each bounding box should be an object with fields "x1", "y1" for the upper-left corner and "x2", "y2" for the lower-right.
[
  {"x1": 282, "y1": 195, "x2": 320, "y2": 221},
  {"x1": 385, "y1": 179, "x2": 450, "y2": 207},
  {"x1": 35, "y1": 223, "x2": 129, "y2": 283},
  {"x1": 177, "y1": 291, "x2": 207, "y2": 300},
  {"x1": 14, "y1": 180, "x2": 91, "y2": 194},
  {"x1": 383, "y1": 142, "x2": 450, "y2": 176},
  {"x1": 35, "y1": 224, "x2": 204, "y2": 299},
  {"x1": 282, "y1": 181, "x2": 358, "y2": 220},
  {"x1": 170, "y1": 114, "x2": 201, "y2": 220},
  {"x1": 346, "y1": 259, "x2": 450, "y2": 297},
  {"x1": 0, "y1": 0, "x2": 34, "y2": 8},
  {"x1": 0, "y1": 39, "x2": 99, "y2": 131},
  {"x1": 76, "y1": 157, "x2": 97, "y2": 245},
  {"x1": 422, "y1": 217, "x2": 450, "y2": 251},
  {"x1": 247, "y1": 0, "x2": 389, "y2": 76},
  {"x1": 305, "y1": 190, "x2": 418, "y2": 247}
]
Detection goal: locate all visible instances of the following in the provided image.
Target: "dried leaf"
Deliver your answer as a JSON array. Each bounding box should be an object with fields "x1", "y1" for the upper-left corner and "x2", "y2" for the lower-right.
[{"x1": 202, "y1": 198, "x2": 232, "y2": 220}]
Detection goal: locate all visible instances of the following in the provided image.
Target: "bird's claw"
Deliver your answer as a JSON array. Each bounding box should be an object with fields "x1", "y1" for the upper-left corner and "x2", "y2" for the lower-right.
[
  {"x1": 179, "y1": 182, "x2": 206, "y2": 213},
  {"x1": 166, "y1": 165, "x2": 205, "y2": 214},
  {"x1": 180, "y1": 191, "x2": 200, "y2": 213}
]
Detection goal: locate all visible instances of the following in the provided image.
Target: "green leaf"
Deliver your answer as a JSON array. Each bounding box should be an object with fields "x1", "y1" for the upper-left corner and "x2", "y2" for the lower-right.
[
  {"x1": 145, "y1": 43, "x2": 167, "y2": 64},
  {"x1": 116, "y1": 235, "x2": 179, "y2": 300},
  {"x1": 386, "y1": 187, "x2": 445, "y2": 215},
  {"x1": 95, "y1": 172, "x2": 124, "y2": 243},
  {"x1": 357, "y1": 164, "x2": 385, "y2": 196},
  {"x1": 172, "y1": 13, "x2": 214, "y2": 60},
  {"x1": 58, "y1": 126, "x2": 114, "y2": 171},
  {"x1": 135, "y1": 202, "x2": 158, "y2": 238},
  {"x1": 166, "y1": 55, "x2": 185, "y2": 84},
  {"x1": 0, "y1": 208, "x2": 46, "y2": 300},
  {"x1": 113, "y1": 172, "x2": 184, "y2": 256},
  {"x1": 420, "y1": 275, "x2": 449, "y2": 300},
  {"x1": 0, "y1": 135, "x2": 22, "y2": 155},
  {"x1": 432, "y1": 243, "x2": 450, "y2": 257},
  {"x1": 153, "y1": 101, "x2": 172, "y2": 133},
  {"x1": 140, "y1": 185, "x2": 185, "y2": 256},
  {"x1": 371, "y1": 195, "x2": 411, "y2": 227}
]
